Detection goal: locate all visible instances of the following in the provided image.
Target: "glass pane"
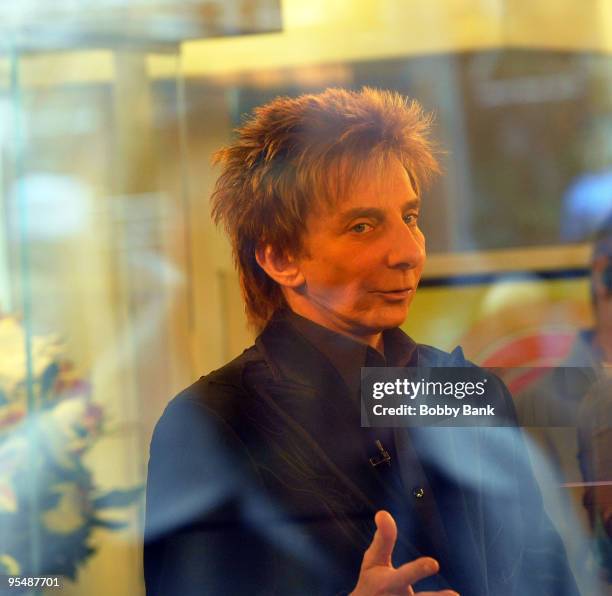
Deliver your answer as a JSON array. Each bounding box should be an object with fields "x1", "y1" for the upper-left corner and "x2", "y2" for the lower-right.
[
  {"x1": 1, "y1": 2, "x2": 611, "y2": 596},
  {"x1": 1, "y1": 47, "x2": 184, "y2": 595},
  {"x1": 1, "y1": 2, "x2": 283, "y2": 593}
]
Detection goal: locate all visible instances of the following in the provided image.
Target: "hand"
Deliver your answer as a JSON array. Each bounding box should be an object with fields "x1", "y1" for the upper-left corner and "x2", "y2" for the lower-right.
[{"x1": 350, "y1": 511, "x2": 458, "y2": 596}]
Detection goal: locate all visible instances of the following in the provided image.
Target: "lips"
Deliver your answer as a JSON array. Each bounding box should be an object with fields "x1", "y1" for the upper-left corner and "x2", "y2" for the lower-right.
[{"x1": 374, "y1": 288, "x2": 413, "y2": 299}]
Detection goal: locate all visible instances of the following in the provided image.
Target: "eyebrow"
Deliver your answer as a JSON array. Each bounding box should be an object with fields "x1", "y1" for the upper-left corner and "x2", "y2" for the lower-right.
[{"x1": 338, "y1": 198, "x2": 421, "y2": 223}]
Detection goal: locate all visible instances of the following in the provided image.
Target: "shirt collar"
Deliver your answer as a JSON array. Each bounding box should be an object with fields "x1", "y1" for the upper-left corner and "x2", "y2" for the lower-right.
[{"x1": 279, "y1": 309, "x2": 417, "y2": 394}]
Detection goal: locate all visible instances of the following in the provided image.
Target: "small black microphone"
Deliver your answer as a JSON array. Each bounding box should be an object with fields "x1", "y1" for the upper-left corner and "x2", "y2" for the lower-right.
[{"x1": 369, "y1": 440, "x2": 391, "y2": 468}]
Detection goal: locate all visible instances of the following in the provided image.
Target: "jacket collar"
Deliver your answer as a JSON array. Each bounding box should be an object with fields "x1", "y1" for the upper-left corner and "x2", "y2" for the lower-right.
[
  {"x1": 253, "y1": 310, "x2": 459, "y2": 587},
  {"x1": 255, "y1": 309, "x2": 417, "y2": 393},
  {"x1": 256, "y1": 310, "x2": 357, "y2": 394}
]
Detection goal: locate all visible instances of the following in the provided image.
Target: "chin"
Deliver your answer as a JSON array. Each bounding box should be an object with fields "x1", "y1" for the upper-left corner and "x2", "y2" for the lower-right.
[{"x1": 364, "y1": 304, "x2": 410, "y2": 330}]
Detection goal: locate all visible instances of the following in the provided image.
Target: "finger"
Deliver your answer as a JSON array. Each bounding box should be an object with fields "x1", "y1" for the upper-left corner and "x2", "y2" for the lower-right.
[
  {"x1": 361, "y1": 510, "x2": 397, "y2": 569},
  {"x1": 386, "y1": 556, "x2": 440, "y2": 592}
]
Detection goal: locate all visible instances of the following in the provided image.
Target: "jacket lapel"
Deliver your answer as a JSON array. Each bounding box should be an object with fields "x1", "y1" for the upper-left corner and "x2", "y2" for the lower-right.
[
  {"x1": 254, "y1": 316, "x2": 380, "y2": 547},
  {"x1": 253, "y1": 315, "x2": 453, "y2": 569},
  {"x1": 409, "y1": 347, "x2": 488, "y2": 590}
]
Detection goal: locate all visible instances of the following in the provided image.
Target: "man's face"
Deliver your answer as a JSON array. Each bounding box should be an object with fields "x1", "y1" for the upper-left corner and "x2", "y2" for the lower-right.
[{"x1": 292, "y1": 157, "x2": 425, "y2": 339}]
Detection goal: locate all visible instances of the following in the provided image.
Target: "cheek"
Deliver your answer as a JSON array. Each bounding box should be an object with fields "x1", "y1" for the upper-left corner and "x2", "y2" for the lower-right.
[
  {"x1": 304, "y1": 259, "x2": 361, "y2": 297},
  {"x1": 318, "y1": 252, "x2": 367, "y2": 284},
  {"x1": 324, "y1": 266, "x2": 372, "y2": 304}
]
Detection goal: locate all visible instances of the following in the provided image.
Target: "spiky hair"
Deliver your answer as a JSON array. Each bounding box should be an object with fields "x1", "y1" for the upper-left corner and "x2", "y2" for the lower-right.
[{"x1": 211, "y1": 87, "x2": 440, "y2": 329}]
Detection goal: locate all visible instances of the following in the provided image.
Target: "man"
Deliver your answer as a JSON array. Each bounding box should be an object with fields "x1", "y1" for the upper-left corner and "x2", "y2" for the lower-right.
[
  {"x1": 144, "y1": 88, "x2": 578, "y2": 595},
  {"x1": 517, "y1": 212, "x2": 612, "y2": 584},
  {"x1": 579, "y1": 217, "x2": 612, "y2": 580}
]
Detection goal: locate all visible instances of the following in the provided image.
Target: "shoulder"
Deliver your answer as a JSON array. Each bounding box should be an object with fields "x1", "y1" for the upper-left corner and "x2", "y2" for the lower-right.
[
  {"x1": 150, "y1": 345, "x2": 266, "y2": 451},
  {"x1": 147, "y1": 346, "x2": 268, "y2": 484},
  {"x1": 167, "y1": 345, "x2": 263, "y2": 415},
  {"x1": 415, "y1": 341, "x2": 505, "y2": 386},
  {"x1": 416, "y1": 342, "x2": 474, "y2": 367},
  {"x1": 416, "y1": 342, "x2": 519, "y2": 422},
  {"x1": 145, "y1": 350, "x2": 268, "y2": 546}
]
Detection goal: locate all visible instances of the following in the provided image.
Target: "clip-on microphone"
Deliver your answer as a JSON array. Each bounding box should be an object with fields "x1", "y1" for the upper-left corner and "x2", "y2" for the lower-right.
[{"x1": 369, "y1": 439, "x2": 391, "y2": 468}]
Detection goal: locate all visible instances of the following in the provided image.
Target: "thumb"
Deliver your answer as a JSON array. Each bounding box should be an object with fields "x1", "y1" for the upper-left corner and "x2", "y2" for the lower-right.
[{"x1": 361, "y1": 510, "x2": 397, "y2": 570}]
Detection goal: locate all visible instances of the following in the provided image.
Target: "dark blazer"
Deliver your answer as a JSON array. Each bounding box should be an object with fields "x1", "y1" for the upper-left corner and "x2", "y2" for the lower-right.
[{"x1": 144, "y1": 313, "x2": 579, "y2": 596}]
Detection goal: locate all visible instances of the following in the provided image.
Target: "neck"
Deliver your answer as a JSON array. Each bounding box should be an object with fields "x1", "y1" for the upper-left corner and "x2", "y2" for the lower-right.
[{"x1": 286, "y1": 301, "x2": 384, "y2": 352}]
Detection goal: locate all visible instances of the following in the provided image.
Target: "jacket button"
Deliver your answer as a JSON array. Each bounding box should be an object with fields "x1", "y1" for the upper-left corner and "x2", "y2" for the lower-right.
[{"x1": 412, "y1": 487, "x2": 425, "y2": 499}]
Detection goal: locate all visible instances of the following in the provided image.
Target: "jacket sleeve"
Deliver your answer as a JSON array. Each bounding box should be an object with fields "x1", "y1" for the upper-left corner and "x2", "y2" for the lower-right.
[
  {"x1": 143, "y1": 395, "x2": 275, "y2": 596},
  {"x1": 493, "y1": 377, "x2": 581, "y2": 595},
  {"x1": 438, "y1": 350, "x2": 581, "y2": 594}
]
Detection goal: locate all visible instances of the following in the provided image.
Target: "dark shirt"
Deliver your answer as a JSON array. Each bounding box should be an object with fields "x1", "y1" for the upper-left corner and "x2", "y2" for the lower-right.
[
  {"x1": 284, "y1": 308, "x2": 418, "y2": 398},
  {"x1": 145, "y1": 308, "x2": 580, "y2": 595},
  {"x1": 283, "y1": 309, "x2": 430, "y2": 561}
]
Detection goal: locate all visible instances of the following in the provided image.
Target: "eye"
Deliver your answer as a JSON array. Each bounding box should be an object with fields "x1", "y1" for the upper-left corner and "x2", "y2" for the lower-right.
[
  {"x1": 403, "y1": 213, "x2": 419, "y2": 226},
  {"x1": 350, "y1": 222, "x2": 373, "y2": 234}
]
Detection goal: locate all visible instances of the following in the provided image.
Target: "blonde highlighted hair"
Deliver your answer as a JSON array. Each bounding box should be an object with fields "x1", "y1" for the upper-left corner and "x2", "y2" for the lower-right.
[{"x1": 211, "y1": 87, "x2": 440, "y2": 330}]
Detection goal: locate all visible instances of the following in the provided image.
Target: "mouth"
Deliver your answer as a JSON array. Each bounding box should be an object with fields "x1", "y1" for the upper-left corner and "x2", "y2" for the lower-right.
[{"x1": 373, "y1": 288, "x2": 414, "y2": 300}]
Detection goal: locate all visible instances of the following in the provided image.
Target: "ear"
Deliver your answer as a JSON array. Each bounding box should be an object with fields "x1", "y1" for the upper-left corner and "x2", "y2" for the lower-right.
[{"x1": 255, "y1": 244, "x2": 305, "y2": 289}]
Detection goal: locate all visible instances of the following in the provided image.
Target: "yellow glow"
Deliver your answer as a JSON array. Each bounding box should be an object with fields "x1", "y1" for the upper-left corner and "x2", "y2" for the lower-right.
[
  {"x1": 14, "y1": 51, "x2": 114, "y2": 88},
  {"x1": 4, "y1": 1, "x2": 612, "y2": 86},
  {"x1": 179, "y1": 0, "x2": 612, "y2": 78}
]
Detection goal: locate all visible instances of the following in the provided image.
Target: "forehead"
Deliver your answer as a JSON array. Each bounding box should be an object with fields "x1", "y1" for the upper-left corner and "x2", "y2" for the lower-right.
[{"x1": 316, "y1": 156, "x2": 418, "y2": 216}]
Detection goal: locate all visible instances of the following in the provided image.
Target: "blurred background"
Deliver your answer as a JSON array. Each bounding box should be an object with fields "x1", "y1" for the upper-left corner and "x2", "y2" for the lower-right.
[{"x1": 0, "y1": 1, "x2": 611, "y2": 594}]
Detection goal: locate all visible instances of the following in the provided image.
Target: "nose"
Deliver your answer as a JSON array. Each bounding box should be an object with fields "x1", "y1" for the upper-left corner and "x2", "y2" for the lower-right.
[{"x1": 385, "y1": 218, "x2": 425, "y2": 270}]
